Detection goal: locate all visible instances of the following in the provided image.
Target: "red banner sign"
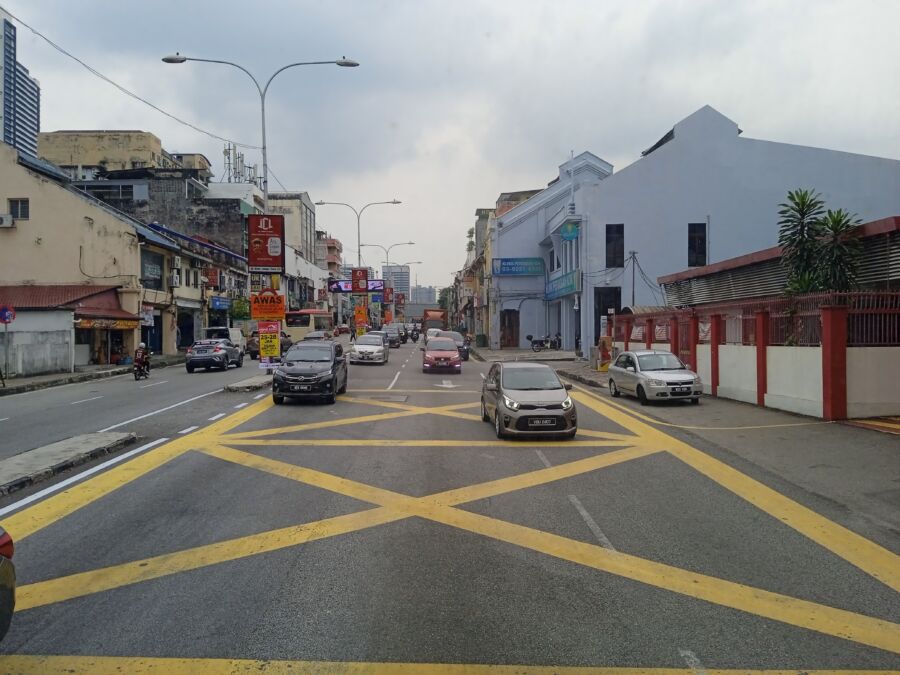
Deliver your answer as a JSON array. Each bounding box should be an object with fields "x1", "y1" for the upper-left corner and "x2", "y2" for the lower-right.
[
  {"x1": 248, "y1": 215, "x2": 285, "y2": 273},
  {"x1": 383, "y1": 287, "x2": 394, "y2": 303},
  {"x1": 396, "y1": 293, "x2": 405, "y2": 305},
  {"x1": 351, "y1": 268, "x2": 369, "y2": 294}
]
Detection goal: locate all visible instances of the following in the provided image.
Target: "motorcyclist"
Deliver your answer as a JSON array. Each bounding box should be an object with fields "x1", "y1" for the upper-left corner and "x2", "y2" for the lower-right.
[{"x1": 134, "y1": 342, "x2": 150, "y2": 374}]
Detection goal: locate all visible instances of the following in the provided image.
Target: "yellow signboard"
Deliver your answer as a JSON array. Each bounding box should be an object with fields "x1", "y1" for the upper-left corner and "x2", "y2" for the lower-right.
[
  {"x1": 259, "y1": 332, "x2": 280, "y2": 358},
  {"x1": 250, "y1": 289, "x2": 285, "y2": 320}
]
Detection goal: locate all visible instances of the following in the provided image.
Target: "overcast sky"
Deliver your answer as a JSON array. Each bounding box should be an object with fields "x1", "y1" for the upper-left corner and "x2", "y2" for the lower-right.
[{"x1": 5, "y1": 0, "x2": 899, "y2": 287}]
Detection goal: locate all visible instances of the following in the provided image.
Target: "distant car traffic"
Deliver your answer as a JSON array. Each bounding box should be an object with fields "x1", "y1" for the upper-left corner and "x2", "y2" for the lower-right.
[
  {"x1": 366, "y1": 330, "x2": 390, "y2": 348},
  {"x1": 383, "y1": 325, "x2": 402, "y2": 348},
  {"x1": 303, "y1": 331, "x2": 331, "y2": 341},
  {"x1": 0, "y1": 525, "x2": 15, "y2": 642},
  {"x1": 272, "y1": 341, "x2": 348, "y2": 405},
  {"x1": 421, "y1": 337, "x2": 462, "y2": 374},
  {"x1": 349, "y1": 334, "x2": 389, "y2": 364},
  {"x1": 607, "y1": 350, "x2": 702, "y2": 405},
  {"x1": 481, "y1": 362, "x2": 576, "y2": 439},
  {"x1": 436, "y1": 330, "x2": 469, "y2": 360},
  {"x1": 336, "y1": 323, "x2": 350, "y2": 335},
  {"x1": 186, "y1": 339, "x2": 243, "y2": 372},
  {"x1": 424, "y1": 328, "x2": 441, "y2": 343}
]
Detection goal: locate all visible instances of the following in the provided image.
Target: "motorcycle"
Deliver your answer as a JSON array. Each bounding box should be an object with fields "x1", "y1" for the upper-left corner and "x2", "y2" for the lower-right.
[
  {"x1": 133, "y1": 353, "x2": 151, "y2": 381},
  {"x1": 526, "y1": 333, "x2": 561, "y2": 352},
  {"x1": 411, "y1": 330, "x2": 420, "y2": 343}
]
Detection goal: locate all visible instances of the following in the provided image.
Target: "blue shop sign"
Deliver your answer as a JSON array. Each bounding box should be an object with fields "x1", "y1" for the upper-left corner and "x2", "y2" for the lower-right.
[
  {"x1": 545, "y1": 270, "x2": 581, "y2": 301},
  {"x1": 491, "y1": 257, "x2": 545, "y2": 276},
  {"x1": 210, "y1": 296, "x2": 232, "y2": 310},
  {"x1": 560, "y1": 221, "x2": 580, "y2": 241}
]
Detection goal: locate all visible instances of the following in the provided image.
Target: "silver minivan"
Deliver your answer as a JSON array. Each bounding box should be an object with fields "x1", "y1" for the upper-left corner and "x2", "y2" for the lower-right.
[{"x1": 607, "y1": 350, "x2": 702, "y2": 405}]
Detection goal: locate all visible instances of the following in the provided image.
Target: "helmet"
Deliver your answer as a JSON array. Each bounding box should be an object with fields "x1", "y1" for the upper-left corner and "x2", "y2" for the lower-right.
[{"x1": 139, "y1": 342, "x2": 146, "y2": 349}]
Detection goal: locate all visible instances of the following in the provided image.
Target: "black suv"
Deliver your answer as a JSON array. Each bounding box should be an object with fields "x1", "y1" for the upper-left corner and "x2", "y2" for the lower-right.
[{"x1": 272, "y1": 340, "x2": 348, "y2": 404}]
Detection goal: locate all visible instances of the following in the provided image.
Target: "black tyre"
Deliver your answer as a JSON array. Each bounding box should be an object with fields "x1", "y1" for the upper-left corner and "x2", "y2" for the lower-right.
[
  {"x1": 637, "y1": 385, "x2": 649, "y2": 406},
  {"x1": 609, "y1": 380, "x2": 620, "y2": 398},
  {"x1": 186, "y1": 365, "x2": 194, "y2": 374},
  {"x1": 250, "y1": 351, "x2": 258, "y2": 360},
  {"x1": 237, "y1": 353, "x2": 244, "y2": 368},
  {"x1": 134, "y1": 370, "x2": 140, "y2": 381},
  {"x1": 494, "y1": 410, "x2": 506, "y2": 439},
  {"x1": 481, "y1": 398, "x2": 490, "y2": 422},
  {"x1": 273, "y1": 394, "x2": 284, "y2": 405},
  {"x1": 691, "y1": 397, "x2": 700, "y2": 405},
  {"x1": 324, "y1": 392, "x2": 336, "y2": 404},
  {"x1": 338, "y1": 374, "x2": 347, "y2": 394},
  {"x1": 531, "y1": 342, "x2": 542, "y2": 352}
]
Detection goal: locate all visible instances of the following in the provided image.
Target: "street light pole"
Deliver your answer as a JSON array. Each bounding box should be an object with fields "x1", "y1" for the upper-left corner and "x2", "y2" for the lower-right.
[
  {"x1": 361, "y1": 242, "x2": 414, "y2": 321},
  {"x1": 163, "y1": 53, "x2": 359, "y2": 212},
  {"x1": 315, "y1": 200, "x2": 402, "y2": 267}
]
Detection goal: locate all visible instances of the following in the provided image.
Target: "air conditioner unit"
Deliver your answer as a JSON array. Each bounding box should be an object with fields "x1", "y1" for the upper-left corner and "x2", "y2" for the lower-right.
[
  {"x1": 169, "y1": 271, "x2": 181, "y2": 288},
  {"x1": 171, "y1": 255, "x2": 182, "y2": 269},
  {"x1": 0, "y1": 214, "x2": 14, "y2": 228},
  {"x1": 200, "y1": 276, "x2": 209, "y2": 284}
]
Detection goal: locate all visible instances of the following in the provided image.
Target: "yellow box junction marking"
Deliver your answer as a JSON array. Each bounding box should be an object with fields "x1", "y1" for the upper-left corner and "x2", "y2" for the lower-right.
[{"x1": 5, "y1": 387, "x2": 900, "y2": 663}]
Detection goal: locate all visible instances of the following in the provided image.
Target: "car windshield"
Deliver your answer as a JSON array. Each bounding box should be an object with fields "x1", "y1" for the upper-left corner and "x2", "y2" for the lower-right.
[
  {"x1": 427, "y1": 339, "x2": 457, "y2": 351},
  {"x1": 439, "y1": 331, "x2": 463, "y2": 341},
  {"x1": 357, "y1": 336, "x2": 382, "y2": 346},
  {"x1": 637, "y1": 353, "x2": 686, "y2": 371},
  {"x1": 285, "y1": 346, "x2": 332, "y2": 362},
  {"x1": 501, "y1": 368, "x2": 563, "y2": 390}
]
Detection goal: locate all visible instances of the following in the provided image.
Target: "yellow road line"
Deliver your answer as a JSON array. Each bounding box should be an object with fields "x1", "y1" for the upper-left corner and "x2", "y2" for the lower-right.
[
  {"x1": 15, "y1": 507, "x2": 402, "y2": 611},
  {"x1": 340, "y1": 396, "x2": 482, "y2": 421},
  {"x1": 348, "y1": 389, "x2": 481, "y2": 394},
  {"x1": 0, "y1": 655, "x2": 896, "y2": 675},
  {"x1": 576, "y1": 428, "x2": 639, "y2": 442},
  {"x1": 4, "y1": 397, "x2": 273, "y2": 541},
  {"x1": 224, "y1": 439, "x2": 630, "y2": 447},
  {"x1": 573, "y1": 391, "x2": 900, "y2": 594}
]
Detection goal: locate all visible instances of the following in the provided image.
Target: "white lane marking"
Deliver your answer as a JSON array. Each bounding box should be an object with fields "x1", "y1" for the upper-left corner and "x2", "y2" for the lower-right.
[
  {"x1": 98, "y1": 390, "x2": 220, "y2": 432},
  {"x1": 401, "y1": 364, "x2": 406, "y2": 368},
  {"x1": 387, "y1": 371, "x2": 401, "y2": 390},
  {"x1": 434, "y1": 379, "x2": 460, "y2": 389},
  {"x1": 71, "y1": 396, "x2": 103, "y2": 405},
  {"x1": 253, "y1": 393, "x2": 266, "y2": 400},
  {"x1": 178, "y1": 425, "x2": 199, "y2": 434},
  {"x1": 534, "y1": 449, "x2": 552, "y2": 468},
  {"x1": 139, "y1": 380, "x2": 168, "y2": 389},
  {"x1": 233, "y1": 402, "x2": 249, "y2": 409},
  {"x1": 0, "y1": 438, "x2": 169, "y2": 517},
  {"x1": 0, "y1": 418, "x2": 8, "y2": 423},
  {"x1": 678, "y1": 649, "x2": 708, "y2": 675},
  {"x1": 207, "y1": 413, "x2": 226, "y2": 421},
  {"x1": 568, "y1": 494, "x2": 618, "y2": 552}
]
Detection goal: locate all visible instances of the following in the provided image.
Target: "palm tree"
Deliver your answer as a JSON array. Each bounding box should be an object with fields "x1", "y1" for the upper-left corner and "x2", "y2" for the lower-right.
[
  {"x1": 777, "y1": 189, "x2": 825, "y2": 290},
  {"x1": 817, "y1": 208, "x2": 861, "y2": 291}
]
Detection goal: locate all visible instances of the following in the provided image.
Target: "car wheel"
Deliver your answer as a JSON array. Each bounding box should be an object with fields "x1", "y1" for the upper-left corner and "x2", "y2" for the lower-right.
[
  {"x1": 237, "y1": 353, "x2": 244, "y2": 368},
  {"x1": 494, "y1": 410, "x2": 506, "y2": 439},
  {"x1": 609, "y1": 379, "x2": 620, "y2": 398},
  {"x1": 338, "y1": 374, "x2": 347, "y2": 394},
  {"x1": 481, "y1": 398, "x2": 490, "y2": 422},
  {"x1": 691, "y1": 397, "x2": 700, "y2": 405},
  {"x1": 186, "y1": 365, "x2": 194, "y2": 373},
  {"x1": 250, "y1": 351, "x2": 258, "y2": 360},
  {"x1": 637, "y1": 385, "x2": 649, "y2": 406},
  {"x1": 325, "y1": 392, "x2": 336, "y2": 404},
  {"x1": 273, "y1": 394, "x2": 284, "y2": 405},
  {"x1": 565, "y1": 429, "x2": 577, "y2": 440}
]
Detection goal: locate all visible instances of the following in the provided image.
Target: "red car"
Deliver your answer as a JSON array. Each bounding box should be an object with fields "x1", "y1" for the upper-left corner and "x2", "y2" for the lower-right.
[
  {"x1": 0, "y1": 525, "x2": 15, "y2": 642},
  {"x1": 421, "y1": 337, "x2": 462, "y2": 374}
]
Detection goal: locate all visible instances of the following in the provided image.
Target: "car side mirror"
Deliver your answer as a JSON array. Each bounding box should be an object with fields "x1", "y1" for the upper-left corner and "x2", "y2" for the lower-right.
[
  {"x1": 626, "y1": 366, "x2": 635, "y2": 372},
  {"x1": 564, "y1": 383, "x2": 573, "y2": 391},
  {"x1": 485, "y1": 383, "x2": 498, "y2": 392}
]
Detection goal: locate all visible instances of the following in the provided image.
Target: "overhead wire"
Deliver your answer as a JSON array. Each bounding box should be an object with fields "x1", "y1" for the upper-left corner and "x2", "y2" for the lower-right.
[{"x1": 0, "y1": 4, "x2": 261, "y2": 150}]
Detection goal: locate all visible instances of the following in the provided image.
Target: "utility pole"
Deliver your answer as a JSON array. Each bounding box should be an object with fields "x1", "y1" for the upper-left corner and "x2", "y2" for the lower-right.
[{"x1": 628, "y1": 250, "x2": 637, "y2": 307}]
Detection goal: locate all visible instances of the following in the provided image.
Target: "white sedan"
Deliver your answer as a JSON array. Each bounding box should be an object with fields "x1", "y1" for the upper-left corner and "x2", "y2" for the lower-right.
[{"x1": 349, "y1": 334, "x2": 390, "y2": 365}]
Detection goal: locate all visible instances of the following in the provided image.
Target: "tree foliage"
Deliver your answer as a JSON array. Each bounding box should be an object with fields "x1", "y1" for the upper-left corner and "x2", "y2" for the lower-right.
[
  {"x1": 777, "y1": 189, "x2": 825, "y2": 288},
  {"x1": 817, "y1": 208, "x2": 862, "y2": 292},
  {"x1": 230, "y1": 296, "x2": 250, "y2": 320}
]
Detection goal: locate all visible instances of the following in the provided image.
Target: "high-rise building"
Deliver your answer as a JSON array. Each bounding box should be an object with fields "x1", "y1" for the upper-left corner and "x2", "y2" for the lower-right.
[
  {"x1": 382, "y1": 264, "x2": 410, "y2": 297},
  {"x1": 1, "y1": 11, "x2": 40, "y2": 156},
  {"x1": 410, "y1": 285, "x2": 437, "y2": 304}
]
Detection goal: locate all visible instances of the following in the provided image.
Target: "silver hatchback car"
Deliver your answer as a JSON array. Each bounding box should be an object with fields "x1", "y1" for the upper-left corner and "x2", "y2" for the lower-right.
[
  {"x1": 607, "y1": 350, "x2": 702, "y2": 405},
  {"x1": 481, "y1": 362, "x2": 577, "y2": 439}
]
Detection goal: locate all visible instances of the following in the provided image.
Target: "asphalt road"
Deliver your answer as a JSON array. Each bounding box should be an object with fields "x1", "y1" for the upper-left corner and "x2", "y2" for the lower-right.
[{"x1": 0, "y1": 338, "x2": 898, "y2": 673}]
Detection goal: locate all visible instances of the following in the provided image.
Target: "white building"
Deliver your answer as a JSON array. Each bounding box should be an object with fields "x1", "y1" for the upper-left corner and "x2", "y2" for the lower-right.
[{"x1": 490, "y1": 106, "x2": 900, "y2": 351}]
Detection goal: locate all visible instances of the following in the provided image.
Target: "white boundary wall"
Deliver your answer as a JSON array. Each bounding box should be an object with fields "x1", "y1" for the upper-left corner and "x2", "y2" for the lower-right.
[
  {"x1": 847, "y1": 347, "x2": 900, "y2": 418},
  {"x1": 717, "y1": 345, "x2": 757, "y2": 404},
  {"x1": 765, "y1": 346, "x2": 823, "y2": 417},
  {"x1": 696, "y1": 344, "x2": 712, "y2": 394}
]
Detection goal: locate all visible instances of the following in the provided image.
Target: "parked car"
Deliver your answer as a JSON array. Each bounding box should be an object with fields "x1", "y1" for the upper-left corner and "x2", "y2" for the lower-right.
[
  {"x1": 303, "y1": 330, "x2": 331, "y2": 341},
  {"x1": 349, "y1": 334, "x2": 389, "y2": 365},
  {"x1": 437, "y1": 330, "x2": 469, "y2": 360},
  {"x1": 0, "y1": 525, "x2": 15, "y2": 642},
  {"x1": 481, "y1": 362, "x2": 577, "y2": 439},
  {"x1": 203, "y1": 327, "x2": 246, "y2": 356},
  {"x1": 246, "y1": 331, "x2": 292, "y2": 359},
  {"x1": 421, "y1": 337, "x2": 462, "y2": 374},
  {"x1": 383, "y1": 325, "x2": 402, "y2": 348},
  {"x1": 337, "y1": 323, "x2": 350, "y2": 335},
  {"x1": 186, "y1": 339, "x2": 243, "y2": 372},
  {"x1": 272, "y1": 340, "x2": 348, "y2": 405},
  {"x1": 607, "y1": 350, "x2": 702, "y2": 405}
]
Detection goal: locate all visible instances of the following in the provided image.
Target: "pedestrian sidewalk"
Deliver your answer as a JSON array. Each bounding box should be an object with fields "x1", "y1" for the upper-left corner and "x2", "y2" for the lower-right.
[
  {"x1": 554, "y1": 360, "x2": 609, "y2": 389},
  {"x1": 469, "y1": 346, "x2": 578, "y2": 363},
  {"x1": 0, "y1": 353, "x2": 186, "y2": 397}
]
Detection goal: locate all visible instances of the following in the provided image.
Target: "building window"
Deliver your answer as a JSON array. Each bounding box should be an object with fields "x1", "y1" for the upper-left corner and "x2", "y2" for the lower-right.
[
  {"x1": 141, "y1": 249, "x2": 164, "y2": 290},
  {"x1": 688, "y1": 222, "x2": 707, "y2": 267},
  {"x1": 606, "y1": 224, "x2": 624, "y2": 268},
  {"x1": 8, "y1": 198, "x2": 29, "y2": 220}
]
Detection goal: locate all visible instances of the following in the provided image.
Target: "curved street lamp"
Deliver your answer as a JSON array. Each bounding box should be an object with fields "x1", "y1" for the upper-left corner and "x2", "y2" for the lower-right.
[
  {"x1": 315, "y1": 200, "x2": 402, "y2": 267},
  {"x1": 162, "y1": 53, "x2": 359, "y2": 211},
  {"x1": 362, "y1": 242, "x2": 415, "y2": 319}
]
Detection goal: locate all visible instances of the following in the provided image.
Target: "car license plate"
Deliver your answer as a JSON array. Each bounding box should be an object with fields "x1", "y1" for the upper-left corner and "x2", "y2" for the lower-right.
[
  {"x1": 290, "y1": 385, "x2": 311, "y2": 392},
  {"x1": 195, "y1": 349, "x2": 207, "y2": 354},
  {"x1": 674, "y1": 386, "x2": 690, "y2": 393},
  {"x1": 529, "y1": 418, "x2": 555, "y2": 427}
]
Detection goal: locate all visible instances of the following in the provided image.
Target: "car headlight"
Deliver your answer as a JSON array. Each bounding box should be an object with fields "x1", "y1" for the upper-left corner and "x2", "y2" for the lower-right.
[
  {"x1": 647, "y1": 379, "x2": 666, "y2": 387},
  {"x1": 273, "y1": 370, "x2": 286, "y2": 381},
  {"x1": 502, "y1": 395, "x2": 520, "y2": 411},
  {"x1": 694, "y1": 376, "x2": 702, "y2": 384},
  {"x1": 561, "y1": 396, "x2": 573, "y2": 410},
  {"x1": 318, "y1": 371, "x2": 334, "y2": 381}
]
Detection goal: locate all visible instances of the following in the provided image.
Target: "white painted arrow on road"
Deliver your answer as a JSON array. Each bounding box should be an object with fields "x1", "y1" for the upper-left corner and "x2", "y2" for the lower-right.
[{"x1": 434, "y1": 379, "x2": 460, "y2": 389}]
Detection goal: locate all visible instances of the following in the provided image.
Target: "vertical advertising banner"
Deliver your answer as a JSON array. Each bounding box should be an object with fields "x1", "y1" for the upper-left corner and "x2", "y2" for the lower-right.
[
  {"x1": 383, "y1": 287, "x2": 394, "y2": 303},
  {"x1": 257, "y1": 320, "x2": 281, "y2": 369},
  {"x1": 248, "y1": 215, "x2": 285, "y2": 273},
  {"x1": 351, "y1": 268, "x2": 369, "y2": 295}
]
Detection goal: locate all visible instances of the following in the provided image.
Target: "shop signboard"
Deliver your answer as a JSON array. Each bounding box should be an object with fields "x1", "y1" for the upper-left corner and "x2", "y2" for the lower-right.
[
  {"x1": 545, "y1": 270, "x2": 582, "y2": 301},
  {"x1": 209, "y1": 296, "x2": 231, "y2": 311},
  {"x1": 248, "y1": 215, "x2": 285, "y2": 273},
  {"x1": 560, "y1": 220, "x2": 580, "y2": 241},
  {"x1": 328, "y1": 279, "x2": 384, "y2": 293},
  {"x1": 140, "y1": 305, "x2": 155, "y2": 327},
  {"x1": 354, "y1": 304, "x2": 368, "y2": 333},
  {"x1": 351, "y1": 268, "x2": 369, "y2": 294},
  {"x1": 250, "y1": 288, "x2": 286, "y2": 320},
  {"x1": 491, "y1": 258, "x2": 545, "y2": 276},
  {"x1": 76, "y1": 318, "x2": 141, "y2": 329},
  {"x1": 257, "y1": 320, "x2": 281, "y2": 359}
]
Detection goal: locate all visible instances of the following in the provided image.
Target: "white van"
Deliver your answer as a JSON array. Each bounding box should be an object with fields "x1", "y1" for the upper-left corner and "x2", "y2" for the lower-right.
[{"x1": 203, "y1": 327, "x2": 247, "y2": 356}]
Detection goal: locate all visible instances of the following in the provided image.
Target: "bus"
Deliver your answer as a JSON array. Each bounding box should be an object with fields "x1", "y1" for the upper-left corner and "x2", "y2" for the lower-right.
[{"x1": 283, "y1": 309, "x2": 334, "y2": 342}]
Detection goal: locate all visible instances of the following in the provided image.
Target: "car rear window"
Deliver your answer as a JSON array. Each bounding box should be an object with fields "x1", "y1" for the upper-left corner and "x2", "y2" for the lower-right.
[{"x1": 428, "y1": 339, "x2": 457, "y2": 351}]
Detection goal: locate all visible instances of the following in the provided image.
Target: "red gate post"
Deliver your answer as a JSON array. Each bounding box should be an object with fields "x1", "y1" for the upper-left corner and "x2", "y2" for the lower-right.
[
  {"x1": 669, "y1": 317, "x2": 679, "y2": 360},
  {"x1": 821, "y1": 305, "x2": 848, "y2": 421},
  {"x1": 688, "y1": 315, "x2": 699, "y2": 371},
  {"x1": 710, "y1": 314, "x2": 722, "y2": 397},
  {"x1": 645, "y1": 318, "x2": 654, "y2": 350},
  {"x1": 755, "y1": 310, "x2": 769, "y2": 407},
  {"x1": 623, "y1": 319, "x2": 631, "y2": 351}
]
